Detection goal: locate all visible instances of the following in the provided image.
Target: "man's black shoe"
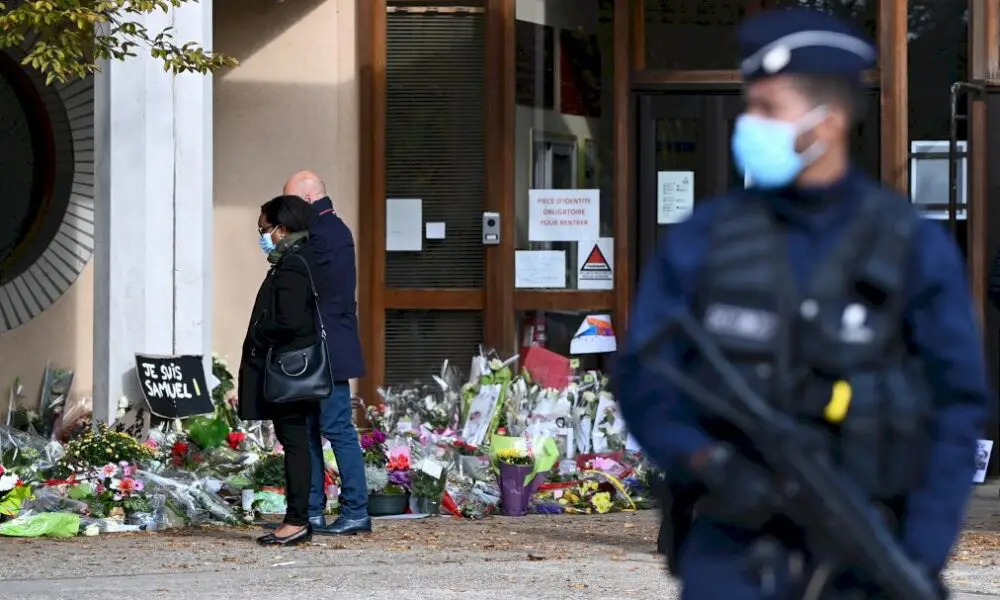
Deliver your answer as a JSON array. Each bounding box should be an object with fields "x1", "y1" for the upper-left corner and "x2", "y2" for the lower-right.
[{"x1": 313, "y1": 516, "x2": 372, "y2": 536}]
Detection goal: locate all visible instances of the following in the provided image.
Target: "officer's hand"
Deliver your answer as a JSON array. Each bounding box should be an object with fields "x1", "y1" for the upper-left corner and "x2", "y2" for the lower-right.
[{"x1": 688, "y1": 443, "x2": 777, "y2": 527}]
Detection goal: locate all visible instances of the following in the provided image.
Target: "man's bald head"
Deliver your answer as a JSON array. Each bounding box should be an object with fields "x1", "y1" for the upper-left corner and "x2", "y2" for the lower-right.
[{"x1": 283, "y1": 171, "x2": 328, "y2": 202}]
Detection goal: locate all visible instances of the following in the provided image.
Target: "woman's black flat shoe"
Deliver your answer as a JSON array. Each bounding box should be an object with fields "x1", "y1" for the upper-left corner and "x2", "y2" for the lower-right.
[{"x1": 257, "y1": 526, "x2": 311, "y2": 547}]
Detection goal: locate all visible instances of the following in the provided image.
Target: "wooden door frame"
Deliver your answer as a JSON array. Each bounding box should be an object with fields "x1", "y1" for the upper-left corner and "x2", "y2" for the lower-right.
[{"x1": 357, "y1": 0, "x2": 633, "y2": 403}]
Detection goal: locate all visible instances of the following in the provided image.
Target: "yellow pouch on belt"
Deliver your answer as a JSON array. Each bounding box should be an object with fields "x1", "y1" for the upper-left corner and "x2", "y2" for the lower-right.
[{"x1": 823, "y1": 380, "x2": 852, "y2": 424}]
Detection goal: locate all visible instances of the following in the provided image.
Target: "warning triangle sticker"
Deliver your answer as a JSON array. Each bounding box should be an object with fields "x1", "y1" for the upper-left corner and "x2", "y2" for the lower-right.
[{"x1": 581, "y1": 245, "x2": 611, "y2": 272}]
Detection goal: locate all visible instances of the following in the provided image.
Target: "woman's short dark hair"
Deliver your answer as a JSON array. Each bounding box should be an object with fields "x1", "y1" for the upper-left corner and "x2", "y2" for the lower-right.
[{"x1": 260, "y1": 195, "x2": 314, "y2": 233}]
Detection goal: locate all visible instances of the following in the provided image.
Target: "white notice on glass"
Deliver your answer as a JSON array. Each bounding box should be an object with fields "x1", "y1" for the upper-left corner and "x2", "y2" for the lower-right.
[
  {"x1": 386, "y1": 198, "x2": 422, "y2": 251},
  {"x1": 529, "y1": 189, "x2": 600, "y2": 242},
  {"x1": 974, "y1": 439, "x2": 993, "y2": 484},
  {"x1": 657, "y1": 171, "x2": 695, "y2": 224},
  {"x1": 425, "y1": 222, "x2": 446, "y2": 240},
  {"x1": 515, "y1": 250, "x2": 566, "y2": 289}
]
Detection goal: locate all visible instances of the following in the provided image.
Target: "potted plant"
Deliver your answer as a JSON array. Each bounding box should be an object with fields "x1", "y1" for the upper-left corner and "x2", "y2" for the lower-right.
[
  {"x1": 496, "y1": 447, "x2": 535, "y2": 517},
  {"x1": 410, "y1": 460, "x2": 447, "y2": 515},
  {"x1": 363, "y1": 430, "x2": 408, "y2": 516}
]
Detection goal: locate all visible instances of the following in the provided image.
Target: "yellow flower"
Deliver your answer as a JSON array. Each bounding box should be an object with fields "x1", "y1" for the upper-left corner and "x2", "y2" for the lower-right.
[{"x1": 591, "y1": 492, "x2": 613, "y2": 514}]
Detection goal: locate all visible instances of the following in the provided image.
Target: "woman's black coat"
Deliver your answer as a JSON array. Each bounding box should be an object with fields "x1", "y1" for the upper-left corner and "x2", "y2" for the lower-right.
[{"x1": 238, "y1": 241, "x2": 322, "y2": 421}]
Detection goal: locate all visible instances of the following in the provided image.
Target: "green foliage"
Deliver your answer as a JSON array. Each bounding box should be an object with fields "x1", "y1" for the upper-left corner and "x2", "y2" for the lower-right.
[
  {"x1": 410, "y1": 469, "x2": 446, "y2": 500},
  {"x1": 185, "y1": 415, "x2": 229, "y2": 450},
  {"x1": 249, "y1": 453, "x2": 285, "y2": 489},
  {"x1": 210, "y1": 355, "x2": 240, "y2": 431},
  {"x1": 0, "y1": 0, "x2": 237, "y2": 84}
]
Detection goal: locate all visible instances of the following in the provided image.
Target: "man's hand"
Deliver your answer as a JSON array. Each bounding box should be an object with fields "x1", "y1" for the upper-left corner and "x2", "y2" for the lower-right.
[{"x1": 688, "y1": 443, "x2": 778, "y2": 527}]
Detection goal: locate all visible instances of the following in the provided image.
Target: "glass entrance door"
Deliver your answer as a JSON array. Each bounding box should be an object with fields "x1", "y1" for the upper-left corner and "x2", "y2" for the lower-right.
[
  {"x1": 634, "y1": 90, "x2": 881, "y2": 277},
  {"x1": 635, "y1": 92, "x2": 744, "y2": 269}
]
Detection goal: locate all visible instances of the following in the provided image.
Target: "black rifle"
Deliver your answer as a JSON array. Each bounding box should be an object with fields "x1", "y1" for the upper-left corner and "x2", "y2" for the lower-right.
[{"x1": 634, "y1": 312, "x2": 942, "y2": 600}]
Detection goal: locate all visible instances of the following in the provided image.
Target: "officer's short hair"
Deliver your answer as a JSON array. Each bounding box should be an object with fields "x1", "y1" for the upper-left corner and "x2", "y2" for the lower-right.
[{"x1": 789, "y1": 74, "x2": 864, "y2": 124}]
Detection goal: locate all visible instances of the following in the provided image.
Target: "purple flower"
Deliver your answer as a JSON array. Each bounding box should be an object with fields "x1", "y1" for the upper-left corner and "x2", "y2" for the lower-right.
[
  {"x1": 530, "y1": 501, "x2": 564, "y2": 514},
  {"x1": 361, "y1": 430, "x2": 388, "y2": 451},
  {"x1": 389, "y1": 469, "x2": 411, "y2": 488}
]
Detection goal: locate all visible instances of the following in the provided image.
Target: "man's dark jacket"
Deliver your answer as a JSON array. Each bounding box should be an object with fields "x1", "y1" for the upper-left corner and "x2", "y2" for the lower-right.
[
  {"x1": 990, "y1": 249, "x2": 1000, "y2": 312},
  {"x1": 309, "y1": 197, "x2": 366, "y2": 381}
]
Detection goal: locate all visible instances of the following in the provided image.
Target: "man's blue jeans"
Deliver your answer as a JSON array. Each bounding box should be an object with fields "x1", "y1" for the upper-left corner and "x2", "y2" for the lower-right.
[{"x1": 307, "y1": 382, "x2": 368, "y2": 519}]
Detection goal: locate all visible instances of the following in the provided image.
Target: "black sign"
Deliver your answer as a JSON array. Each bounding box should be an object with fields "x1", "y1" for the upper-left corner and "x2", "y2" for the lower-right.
[{"x1": 134, "y1": 354, "x2": 214, "y2": 419}]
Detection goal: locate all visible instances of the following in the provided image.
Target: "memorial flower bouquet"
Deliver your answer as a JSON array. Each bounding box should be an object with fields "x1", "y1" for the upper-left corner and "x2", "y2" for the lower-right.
[
  {"x1": 82, "y1": 462, "x2": 152, "y2": 519},
  {"x1": 58, "y1": 423, "x2": 155, "y2": 474},
  {"x1": 249, "y1": 453, "x2": 286, "y2": 490},
  {"x1": 495, "y1": 447, "x2": 533, "y2": 467},
  {"x1": 0, "y1": 464, "x2": 30, "y2": 520},
  {"x1": 168, "y1": 440, "x2": 206, "y2": 472},
  {"x1": 362, "y1": 430, "x2": 408, "y2": 495},
  {"x1": 0, "y1": 465, "x2": 21, "y2": 498},
  {"x1": 539, "y1": 479, "x2": 615, "y2": 515}
]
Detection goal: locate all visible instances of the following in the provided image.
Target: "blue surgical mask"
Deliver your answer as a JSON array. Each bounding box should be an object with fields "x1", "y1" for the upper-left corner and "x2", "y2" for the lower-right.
[
  {"x1": 259, "y1": 232, "x2": 276, "y2": 255},
  {"x1": 732, "y1": 107, "x2": 828, "y2": 189}
]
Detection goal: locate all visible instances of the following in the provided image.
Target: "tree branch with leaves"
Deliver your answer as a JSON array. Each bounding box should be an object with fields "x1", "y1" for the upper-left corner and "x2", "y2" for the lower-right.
[{"x1": 0, "y1": 0, "x2": 236, "y2": 85}]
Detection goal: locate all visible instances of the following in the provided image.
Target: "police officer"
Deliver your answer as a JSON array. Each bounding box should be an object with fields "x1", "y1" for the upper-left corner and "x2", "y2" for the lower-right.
[{"x1": 616, "y1": 7, "x2": 990, "y2": 599}]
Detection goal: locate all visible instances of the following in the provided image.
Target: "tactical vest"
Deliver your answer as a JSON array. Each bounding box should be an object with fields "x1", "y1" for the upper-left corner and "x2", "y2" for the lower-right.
[{"x1": 692, "y1": 189, "x2": 933, "y2": 502}]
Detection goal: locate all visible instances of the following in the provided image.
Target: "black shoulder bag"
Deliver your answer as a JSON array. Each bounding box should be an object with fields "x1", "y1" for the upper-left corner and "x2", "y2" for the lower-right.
[{"x1": 262, "y1": 254, "x2": 334, "y2": 404}]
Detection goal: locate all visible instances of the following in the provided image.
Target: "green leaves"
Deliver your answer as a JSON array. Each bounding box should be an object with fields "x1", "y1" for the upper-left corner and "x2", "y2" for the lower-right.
[{"x1": 0, "y1": 0, "x2": 237, "y2": 84}]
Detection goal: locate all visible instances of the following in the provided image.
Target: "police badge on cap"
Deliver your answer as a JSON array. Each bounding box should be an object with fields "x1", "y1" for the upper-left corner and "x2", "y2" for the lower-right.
[{"x1": 737, "y1": 8, "x2": 876, "y2": 82}]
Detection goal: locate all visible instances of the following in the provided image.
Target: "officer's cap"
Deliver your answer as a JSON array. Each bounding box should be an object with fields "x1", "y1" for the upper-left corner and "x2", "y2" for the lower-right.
[{"x1": 737, "y1": 8, "x2": 875, "y2": 82}]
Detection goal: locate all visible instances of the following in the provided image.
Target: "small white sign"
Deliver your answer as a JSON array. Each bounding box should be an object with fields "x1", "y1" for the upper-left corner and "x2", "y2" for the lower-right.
[
  {"x1": 657, "y1": 171, "x2": 695, "y2": 224},
  {"x1": 515, "y1": 250, "x2": 566, "y2": 289},
  {"x1": 569, "y1": 314, "x2": 617, "y2": 355},
  {"x1": 528, "y1": 189, "x2": 600, "y2": 242},
  {"x1": 425, "y1": 222, "x2": 446, "y2": 240},
  {"x1": 386, "y1": 198, "x2": 423, "y2": 251},
  {"x1": 577, "y1": 237, "x2": 614, "y2": 290},
  {"x1": 419, "y1": 459, "x2": 444, "y2": 480},
  {"x1": 974, "y1": 439, "x2": 993, "y2": 484}
]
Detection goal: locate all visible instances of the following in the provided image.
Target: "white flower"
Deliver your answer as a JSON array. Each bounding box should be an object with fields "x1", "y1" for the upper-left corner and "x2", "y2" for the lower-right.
[
  {"x1": 0, "y1": 472, "x2": 18, "y2": 492},
  {"x1": 364, "y1": 464, "x2": 389, "y2": 493}
]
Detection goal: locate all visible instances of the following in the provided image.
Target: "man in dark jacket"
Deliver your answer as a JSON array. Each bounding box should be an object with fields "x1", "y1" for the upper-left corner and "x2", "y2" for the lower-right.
[{"x1": 283, "y1": 171, "x2": 370, "y2": 535}]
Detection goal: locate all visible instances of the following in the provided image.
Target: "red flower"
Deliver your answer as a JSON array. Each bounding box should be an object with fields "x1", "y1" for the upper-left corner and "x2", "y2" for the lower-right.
[
  {"x1": 226, "y1": 432, "x2": 246, "y2": 450},
  {"x1": 496, "y1": 427, "x2": 508, "y2": 436},
  {"x1": 387, "y1": 455, "x2": 410, "y2": 471},
  {"x1": 0, "y1": 465, "x2": 5, "y2": 476},
  {"x1": 171, "y1": 441, "x2": 189, "y2": 456}
]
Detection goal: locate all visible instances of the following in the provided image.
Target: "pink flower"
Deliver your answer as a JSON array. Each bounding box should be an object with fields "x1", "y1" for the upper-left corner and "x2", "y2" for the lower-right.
[
  {"x1": 121, "y1": 464, "x2": 135, "y2": 478},
  {"x1": 144, "y1": 439, "x2": 159, "y2": 449},
  {"x1": 100, "y1": 463, "x2": 119, "y2": 478},
  {"x1": 113, "y1": 477, "x2": 142, "y2": 496}
]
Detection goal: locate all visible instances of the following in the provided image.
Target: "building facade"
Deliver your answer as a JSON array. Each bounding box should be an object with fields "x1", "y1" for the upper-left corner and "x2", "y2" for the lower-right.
[{"x1": 0, "y1": 0, "x2": 998, "y2": 423}]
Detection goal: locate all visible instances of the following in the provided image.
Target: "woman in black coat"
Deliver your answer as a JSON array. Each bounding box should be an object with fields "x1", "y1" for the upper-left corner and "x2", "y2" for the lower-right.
[{"x1": 239, "y1": 194, "x2": 322, "y2": 547}]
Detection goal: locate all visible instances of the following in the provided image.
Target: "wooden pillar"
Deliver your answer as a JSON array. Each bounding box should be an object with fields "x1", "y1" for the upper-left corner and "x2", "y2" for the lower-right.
[
  {"x1": 878, "y1": 0, "x2": 908, "y2": 193},
  {"x1": 969, "y1": 0, "x2": 1000, "y2": 328},
  {"x1": 613, "y1": 0, "x2": 633, "y2": 333},
  {"x1": 357, "y1": 0, "x2": 387, "y2": 404},
  {"x1": 484, "y1": 0, "x2": 517, "y2": 356}
]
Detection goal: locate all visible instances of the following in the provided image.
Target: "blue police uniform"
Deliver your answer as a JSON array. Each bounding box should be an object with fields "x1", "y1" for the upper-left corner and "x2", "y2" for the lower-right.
[{"x1": 616, "y1": 8, "x2": 991, "y2": 599}]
